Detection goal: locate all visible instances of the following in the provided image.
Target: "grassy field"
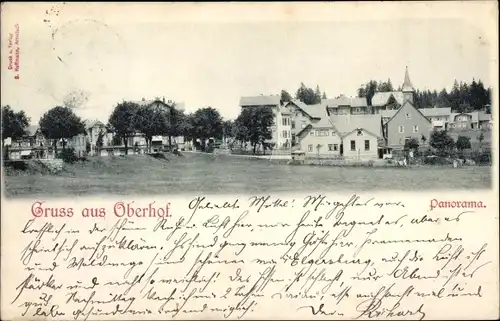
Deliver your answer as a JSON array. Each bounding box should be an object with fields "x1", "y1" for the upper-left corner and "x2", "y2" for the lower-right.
[{"x1": 3, "y1": 152, "x2": 493, "y2": 198}]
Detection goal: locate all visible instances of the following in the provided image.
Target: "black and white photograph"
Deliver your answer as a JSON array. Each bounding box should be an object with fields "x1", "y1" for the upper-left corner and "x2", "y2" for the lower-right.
[
  {"x1": 1, "y1": 3, "x2": 498, "y2": 321},
  {"x1": 1, "y1": 2, "x2": 495, "y2": 197}
]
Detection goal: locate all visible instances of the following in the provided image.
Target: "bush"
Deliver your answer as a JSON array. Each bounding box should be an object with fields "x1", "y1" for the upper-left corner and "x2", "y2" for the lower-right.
[
  {"x1": 471, "y1": 151, "x2": 492, "y2": 165},
  {"x1": 58, "y1": 148, "x2": 79, "y2": 164},
  {"x1": 423, "y1": 148, "x2": 433, "y2": 157},
  {"x1": 423, "y1": 156, "x2": 453, "y2": 165}
]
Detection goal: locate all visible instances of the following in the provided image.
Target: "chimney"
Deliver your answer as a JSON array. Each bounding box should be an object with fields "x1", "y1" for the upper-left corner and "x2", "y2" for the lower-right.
[
  {"x1": 142, "y1": 97, "x2": 145, "y2": 101},
  {"x1": 162, "y1": 97, "x2": 165, "y2": 103}
]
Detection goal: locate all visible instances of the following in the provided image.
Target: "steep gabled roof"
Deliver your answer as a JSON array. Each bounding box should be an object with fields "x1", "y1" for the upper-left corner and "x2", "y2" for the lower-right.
[
  {"x1": 239, "y1": 95, "x2": 281, "y2": 107},
  {"x1": 307, "y1": 103, "x2": 328, "y2": 119},
  {"x1": 311, "y1": 116, "x2": 334, "y2": 129},
  {"x1": 371, "y1": 91, "x2": 405, "y2": 107},
  {"x1": 402, "y1": 66, "x2": 414, "y2": 92},
  {"x1": 285, "y1": 99, "x2": 315, "y2": 119},
  {"x1": 342, "y1": 127, "x2": 380, "y2": 139},
  {"x1": 386, "y1": 100, "x2": 432, "y2": 125},
  {"x1": 296, "y1": 117, "x2": 337, "y2": 137}
]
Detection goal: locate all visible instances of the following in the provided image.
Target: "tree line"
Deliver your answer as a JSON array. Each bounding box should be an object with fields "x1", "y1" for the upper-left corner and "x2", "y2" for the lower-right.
[
  {"x1": 357, "y1": 78, "x2": 492, "y2": 113},
  {"x1": 3, "y1": 100, "x2": 275, "y2": 157},
  {"x1": 1, "y1": 102, "x2": 231, "y2": 156},
  {"x1": 281, "y1": 83, "x2": 328, "y2": 105},
  {"x1": 405, "y1": 130, "x2": 484, "y2": 155},
  {"x1": 278, "y1": 78, "x2": 492, "y2": 114}
]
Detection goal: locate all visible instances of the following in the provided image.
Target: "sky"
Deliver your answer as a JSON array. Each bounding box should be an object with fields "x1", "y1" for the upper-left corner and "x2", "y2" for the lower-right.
[{"x1": 1, "y1": 2, "x2": 497, "y2": 124}]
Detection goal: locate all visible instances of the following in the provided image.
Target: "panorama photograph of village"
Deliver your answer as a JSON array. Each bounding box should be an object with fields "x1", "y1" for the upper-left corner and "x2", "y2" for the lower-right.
[{"x1": 1, "y1": 10, "x2": 494, "y2": 197}]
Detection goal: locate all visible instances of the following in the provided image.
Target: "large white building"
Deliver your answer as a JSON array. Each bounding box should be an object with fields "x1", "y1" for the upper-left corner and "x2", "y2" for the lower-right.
[{"x1": 239, "y1": 94, "x2": 292, "y2": 149}]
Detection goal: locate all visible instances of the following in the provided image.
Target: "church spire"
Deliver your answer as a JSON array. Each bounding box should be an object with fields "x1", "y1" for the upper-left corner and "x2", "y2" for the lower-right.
[
  {"x1": 402, "y1": 66, "x2": 414, "y2": 104},
  {"x1": 402, "y1": 66, "x2": 414, "y2": 92}
]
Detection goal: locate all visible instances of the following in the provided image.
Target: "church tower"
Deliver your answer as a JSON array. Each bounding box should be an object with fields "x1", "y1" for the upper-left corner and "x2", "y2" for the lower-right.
[{"x1": 402, "y1": 66, "x2": 414, "y2": 104}]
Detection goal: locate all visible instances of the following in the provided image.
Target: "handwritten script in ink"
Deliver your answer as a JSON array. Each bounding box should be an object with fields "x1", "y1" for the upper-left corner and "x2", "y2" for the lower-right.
[{"x1": 1, "y1": 194, "x2": 496, "y2": 320}]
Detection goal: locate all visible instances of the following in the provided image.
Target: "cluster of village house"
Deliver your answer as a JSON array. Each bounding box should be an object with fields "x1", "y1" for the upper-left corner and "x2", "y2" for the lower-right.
[
  {"x1": 5, "y1": 68, "x2": 493, "y2": 161},
  {"x1": 6, "y1": 98, "x2": 187, "y2": 160},
  {"x1": 240, "y1": 68, "x2": 493, "y2": 160}
]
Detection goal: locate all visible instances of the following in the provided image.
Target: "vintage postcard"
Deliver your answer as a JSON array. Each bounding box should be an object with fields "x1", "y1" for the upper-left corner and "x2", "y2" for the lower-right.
[{"x1": 1, "y1": 2, "x2": 498, "y2": 320}]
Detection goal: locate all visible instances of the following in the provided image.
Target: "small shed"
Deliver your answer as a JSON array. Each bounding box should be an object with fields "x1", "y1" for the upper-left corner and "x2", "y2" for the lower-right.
[{"x1": 291, "y1": 150, "x2": 306, "y2": 162}]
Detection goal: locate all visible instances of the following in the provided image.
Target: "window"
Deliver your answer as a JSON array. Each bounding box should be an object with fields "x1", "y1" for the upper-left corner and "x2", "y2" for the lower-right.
[
  {"x1": 291, "y1": 121, "x2": 295, "y2": 129},
  {"x1": 310, "y1": 131, "x2": 314, "y2": 135},
  {"x1": 333, "y1": 144, "x2": 338, "y2": 151},
  {"x1": 413, "y1": 125, "x2": 419, "y2": 133},
  {"x1": 357, "y1": 129, "x2": 363, "y2": 136},
  {"x1": 399, "y1": 126, "x2": 404, "y2": 133},
  {"x1": 282, "y1": 130, "x2": 288, "y2": 138},
  {"x1": 308, "y1": 144, "x2": 313, "y2": 152},
  {"x1": 350, "y1": 140, "x2": 356, "y2": 151},
  {"x1": 365, "y1": 140, "x2": 370, "y2": 151},
  {"x1": 406, "y1": 113, "x2": 411, "y2": 119},
  {"x1": 328, "y1": 144, "x2": 334, "y2": 151}
]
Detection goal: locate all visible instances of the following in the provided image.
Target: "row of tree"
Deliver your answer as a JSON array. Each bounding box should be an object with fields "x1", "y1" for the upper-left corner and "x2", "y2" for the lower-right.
[
  {"x1": 279, "y1": 78, "x2": 491, "y2": 114},
  {"x1": 2, "y1": 102, "x2": 229, "y2": 155},
  {"x1": 356, "y1": 78, "x2": 492, "y2": 113},
  {"x1": 404, "y1": 129, "x2": 487, "y2": 157}
]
